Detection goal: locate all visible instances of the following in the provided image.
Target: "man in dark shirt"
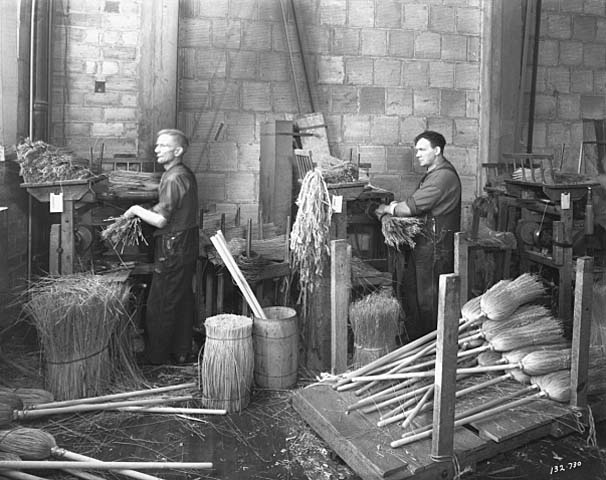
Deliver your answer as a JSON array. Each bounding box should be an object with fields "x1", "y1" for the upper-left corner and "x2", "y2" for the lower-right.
[
  {"x1": 375, "y1": 131, "x2": 461, "y2": 341},
  {"x1": 125, "y1": 129, "x2": 199, "y2": 364}
]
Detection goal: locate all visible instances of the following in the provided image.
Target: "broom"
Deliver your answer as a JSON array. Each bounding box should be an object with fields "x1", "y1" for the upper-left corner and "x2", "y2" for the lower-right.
[
  {"x1": 349, "y1": 289, "x2": 400, "y2": 368},
  {"x1": 0, "y1": 428, "x2": 210, "y2": 479},
  {"x1": 0, "y1": 390, "x2": 53, "y2": 410},
  {"x1": 0, "y1": 452, "x2": 48, "y2": 480},
  {"x1": 481, "y1": 304, "x2": 553, "y2": 342},
  {"x1": 480, "y1": 273, "x2": 546, "y2": 321},
  {"x1": 199, "y1": 314, "x2": 254, "y2": 413}
]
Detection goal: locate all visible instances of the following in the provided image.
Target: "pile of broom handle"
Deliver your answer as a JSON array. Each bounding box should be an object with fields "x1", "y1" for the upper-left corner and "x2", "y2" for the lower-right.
[{"x1": 210, "y1": 230, "x2": 267, "y2": 319}]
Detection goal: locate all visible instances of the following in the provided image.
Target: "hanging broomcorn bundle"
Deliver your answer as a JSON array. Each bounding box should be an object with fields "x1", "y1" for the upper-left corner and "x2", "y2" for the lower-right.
[
  {"x1": 101, "y1": 216, "x2": 148, "y2": 254},
  {"x1": 380, "y1": 216, "x2": 424, "y2": 250},
  {"x1": 480, "y1": 273, "x2": 546, "y2": 321},
  {"x1": 199, "y1": 314, "x2": 254, "y2": 413},
  {"x1": 23, "y1": 274, "x2": 136, "y2": 400},
  {"x1": 290, "y1": 169, "x2": 333, "y2": 310},
  {"x1": 349, "y1": 289, "x2": 400, "y2": 368}
]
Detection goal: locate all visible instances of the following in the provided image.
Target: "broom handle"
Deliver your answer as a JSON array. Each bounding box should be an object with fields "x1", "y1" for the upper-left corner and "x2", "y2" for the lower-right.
[
  {"x1": 52, "y1": 448, "x2": 163, "y2": 480},
  {"x1": 401, "y1": 385, "x2": 435, "y2": 430},
  {"x1": 30, "y1": 383, "x2": 197, "y2": 409},
  {"x1": 376, "y1": 396, "x2": 421, "y2": 427},
  {"x1": 0, "y1": 461, "x2": 214, "y2": 470},
  {"x1": 390, "y1": 392, "x2": 544, "y2": 448},
  {"x1": 352, "y1": 362, "x2": 519, "y2": 381},
  {"x1": 117, "y1": 406, "x2": 226, "y2": 415},
  {"x1": 17, "y1": 396, "x2": 194, "y2": 419},
  {"x1": 367, "y1": 383, "x2": 433, "y2": 416},
  {"x1": 346, "y1": 379, "x2": 419, "y2": 412}
]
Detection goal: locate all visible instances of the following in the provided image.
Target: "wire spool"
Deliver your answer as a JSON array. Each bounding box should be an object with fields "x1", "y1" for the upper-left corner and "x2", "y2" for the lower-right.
[{"x1": 199, "y1": 314, "x2": 254, "y2": 413}]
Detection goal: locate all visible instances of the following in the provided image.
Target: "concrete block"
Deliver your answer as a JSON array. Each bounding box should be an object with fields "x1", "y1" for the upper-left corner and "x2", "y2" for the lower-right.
[
  {"x1": 441, "y1": 34, "x2": 467, "y2": 61},
  {"x1": 333, "y1": 28, "x2": 360, "y2": 55},
  {"x1": 414, "y1": 31, "x2": 441, "y2": 59},
  {"x1": 430, "y1": 6, "x2": 455, "y2": 33},
  {"x1": 539, "y1": 39, "x2": 559, "y2": 66},
  {"x1": 229, "y1": 0, "x2": 257, "y2": 19},
  {"x1": 343, "y1": 115, "x2": 371, "y2": 142},
  {"x1": 102, "y1": 46, "x2": 137, "y2": 61},
  {"x1": 361, "y1": 29, "x2": 387, "y2": 56},
  {"x1": 376, "y1": 1, "x2": 402, "y2": 28},
  {"x1": 349, "y1": 0, "x2": 374, "y2": 27},
  {"x1": 237, "y1": 142, "x2": 261, "y2": 171},
  {"x1": 447, "y1": 146, "x2": 477, "y2": 176},
  {"x1": 388, "y1": 30, "x2": 414, "y2": 58},
  {"x1": 258, "y1": 0, "x2": 282, "y2": 22},
  {"x1": 225, "y1": 112, "x2": 255, "y2": 143},
  {"x1": 386, "y1": 146, "x2": 414, "y2": 172},
  {"x1": 557, "y1": 94, "x2": 581, "y2": 120},
  {"x1": 237, "y1": 203, "x2": 260, "y2": 222},
  {"x1": 400, "y1": 117, "x2": 427, "y2": 145},
  {"x1": 69, "y1": 43, "x2": 101, "y2": 59},
  {"x1": 272, "y1": 82, "x2": 298, "y2": 113},
  {"x1": 559, "y1": 41, "x2": 583, "y2": 66},
  {"x1": 371, "y1": 116, "x2": 400, "y2": 146},
  {"x1": 210, "y1": 80, "x2": 240, "y2": 111},
  {"x1": 571, "y1": 70, "x2": 594, "y2": 94},
  {"x1": 585, "y1": 0, "x2": 606, "y2": 15},
  {"x1": 179, "y1": 79, "x2": 210, "y2": 108},
  {"x1": 84, "y1": 92, "x2": 121, "y2": 106},
  {"x1": 318, "y1": 55, "x2": 345, "y2": 84},
  {"x1": 455, "y1": 7, "x2": 481, "y2": 35},
  {"x1": 454, "y1": 63, "x2": 480, "y2": 89},
  {"x1": 332, "y1": 86, "x2": 359, "y2": 113},
  {"x1": 241, "y1": 22, "x2": 272, "y2": 51},
  {"x1": 535, "y1": 94, "x2": 557, "y2": 119},
  {"x1": 360, "y1": 87, "x2": 386, "y2": 114},
  {"x1": 122, "y1": 30, "x2": 139, "y2": 46},
  {"x1": 64, "y1": 122, "x2": 92, "y2": 137},
  {"x1": 467, "y1": 36, "x2": 480, "y2": 62},
  {"x1": 91, "y1": 122, "x2": 124, "y2": 136},
  {"x1": 546, "y1": 122, "x2": 573, "y2": 148},
  {"x1": 427, "y1": 118, "x2": 453, "y2": 143},
  {"x1": 581, "y1": 95, "x2": 605, "y2": 119},
  {"x1": 546, "y1": 14, "x2": 572, "y2": 39},
  {"x1": 213, "y1": 19, "x2": 241, "y2": 49},
  {"x1": 320, "y1": 0, "x2": 346, "y2": 25},
  {"x1": 374, "y1": 58, "x2": 402, "y2": 86},
  {"x1": 104, "y1": 13, "x2": 139, "y2": 30},
  {"x1": 201, "y1": 1, "x2": 229, "y2": 17},
  {"x1": 531, "y1": 122, "x2": 547, "y2": 149},
  {"x1": 228, "y1": 50, "x2": 258, "y2": 79},
  {"x1": 359, "y1": 145, "x2": 386, "y2": 172},
  {"x1": 325, "y1": 114, "x2": 343, "y2": 143},
  {"x1": 403, "y1": 4, "x2": 428, "y2": 30},
  {"x1": 208, "y1": 142, "x2": 238, "y2": 171},
  {"x1": 259, "y1": 52, "x2": 290, "y2": 82},
  {"x1": 226, "y1": 172, "x2": 256, "y2": 202},
  {"x1": 466, "y1": 91, "x2": 479, "y2": 118},
  {"x1": 100, "y1": 60, "x2": 120, "y2": 76},
  {"x1": 179, "y1": 18, "x2": 211, "y2": 47},
  {"x1": 195, "y1": 50, "x2": 227, "y2": 79},
  {"x1": 547, "y1": 67, "x2": 571, "y2": 93},
  {"x1": 584, "y1": 43, "x2": 606, "y2": 69},
  {"x1": 561, "y1": 0, "x2": 584, "y2": 14},
  {"x1": 413, "y1": 88, "x2": 440, "y2": 116},
  {"x1": 346, "y1": 57, "x2": 374, "y2": 85},
  {"x1": 386, "y1": 88, "x2": 413, "y2": 115},
  {"x1": 429, "y1": 62, "x2": 454, "y2": 88},
  {"x1": 197, "y1": 173, "x2": 226, "y2": 202},
  {"x1": 573, "y1": 16, "x2": 597, "y2": 42},
  {"x1": 304, "y1": 25, "x2": 331, "y2": 54},
  {"x1": 403, "y1": 61, "x2": 429, "y2": 88},
  {"x1": 104, "y1": 107, "x2": 137, "y2": 122},
  {"x1": 595, "y1": 71, "x2": 606, "y2": 94},
  {"x1": 597, "y1": 19, "x2": 606, "y2": 43},
  {"x1": 453, "y1": 119, "x2": 479, "y2": 147},
  {"x1": 105, "y1": 77, "x2": 138, "y2": 92}
]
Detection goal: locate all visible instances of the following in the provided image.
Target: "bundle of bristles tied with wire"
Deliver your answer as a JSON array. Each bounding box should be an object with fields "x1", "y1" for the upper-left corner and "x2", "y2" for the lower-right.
[
  {"x1": 319, "y1": 272, "x2": 606, "y2": 448},
  {"x1": 101, "y1": 215, "x2": 148, "y2": 254}
]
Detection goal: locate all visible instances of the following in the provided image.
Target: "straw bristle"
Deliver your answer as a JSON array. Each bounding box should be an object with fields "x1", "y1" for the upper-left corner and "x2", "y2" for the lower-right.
[
  {"x1": 380, "y1": 216, "x2": 424, "y2": 250},
  {"x1": 477, "y1": 350, "x2": 502, "y2": 366},
  {"x1": 0, "y1": 394, "x2": 23, "y2": 412},
  {"x1": 521, "y1": 349, "x2": 571, "y2": 376},
  {"x1": 349, "y1": 289, "x2": 400, "y2": 367},
  {"x1": 0, "y1": 428, "x2": 57, "y2": 460},
  {"x1": 460, "y1": 296, "x2": 485, "y2": 324},
  {"x1": 0, "y1": 405, "x2": 14, "y2": 427},
  {"x1": 489, "y1": 316, "x2": 565, "y2": 352},
  {"x1": 482, "y1": 304, "x2": 552, "y2": 341},
  {"x1": 531, "y1": 370, "x2": 570, "y2": 403},
  {"x1": 199, "y1": 314, "x2": 254, "y2": 413},
  {"x1": 510, "y1": 368, "x2": 531, "y2": 384},
  {"x1": 13, "y1": 389, "x2": 54, "y2": 408},
  {"x1": 0, "y1": 452, "x2": 21, "y2": 461},
  {"x1": 480, "y1": 274, "x2": 545, "y2": 321},
  {"x1": 501, "y1": 343, "x2": 570, "y2": 365}
]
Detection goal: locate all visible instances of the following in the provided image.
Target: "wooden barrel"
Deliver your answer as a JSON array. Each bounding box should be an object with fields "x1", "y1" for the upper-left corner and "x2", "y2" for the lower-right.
[{"x1": 253, "y1": 306, "x2": 299, "y2": 389}]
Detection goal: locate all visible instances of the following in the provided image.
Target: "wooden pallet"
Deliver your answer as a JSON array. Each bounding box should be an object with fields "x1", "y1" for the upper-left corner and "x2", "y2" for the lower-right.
[{"x1": 293, "y1": 377, "x2": 590, "y2": 480}]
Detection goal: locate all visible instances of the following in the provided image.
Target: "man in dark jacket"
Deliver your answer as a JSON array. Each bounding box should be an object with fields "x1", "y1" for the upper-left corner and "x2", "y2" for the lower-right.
[
  {"x1": 125, "y1": 129, "x2": 199, "y2": 364},
  {"x1": 375, "y1": 130, "x2": 461, "y2": 341}
]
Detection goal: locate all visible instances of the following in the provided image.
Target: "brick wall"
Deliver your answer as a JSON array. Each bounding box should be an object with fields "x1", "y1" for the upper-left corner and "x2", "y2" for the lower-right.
[{"x1": 178, "y1": 0, "x2": 484, "y2": 220}]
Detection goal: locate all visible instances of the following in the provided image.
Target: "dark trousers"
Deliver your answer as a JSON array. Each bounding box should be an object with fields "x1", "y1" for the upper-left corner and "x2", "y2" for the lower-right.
[
  {"x1": 394, "y1": 237, "x2": 454, "y2": 342},
  {"x1": 145, "y1": 261, "x2": 195, "y2": 363}
]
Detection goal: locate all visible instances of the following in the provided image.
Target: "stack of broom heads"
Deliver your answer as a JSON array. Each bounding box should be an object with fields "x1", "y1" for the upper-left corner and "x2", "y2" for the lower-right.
[{"x1": 322, "y1": 273, "x2": 606, "y2": 448}]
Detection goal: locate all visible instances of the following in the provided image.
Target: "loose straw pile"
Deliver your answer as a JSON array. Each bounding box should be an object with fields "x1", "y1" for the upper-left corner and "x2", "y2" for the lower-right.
[
  {"x1": 199, "y1": 314, "x2": 254, "y2": 413},
  {"x1": 349, "y1": 289, "x2": 400, "y2": 368},
  {"x1": 380, "y1": 216, "x2": 424, "y2": 250},
  {"x1": 23, "y1": 274, "x2": 137, "y2": 400}
]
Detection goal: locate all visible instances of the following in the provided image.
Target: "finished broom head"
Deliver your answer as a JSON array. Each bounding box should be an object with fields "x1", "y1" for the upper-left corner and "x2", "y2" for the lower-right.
[
  {"x1": 0, "y1": 427, "x2": 57, "y2": 460},
  {"x1": 0, "y1": 393, "x2": 23, "y2": 412},
  {"x1": 480, "y1": 274, "x2": 546, "y2": 321},
  {"x1": 13, "y1": 388, "x2": 54, "y2": 408},
  {"x1": 489, "y1": 315, "x2": 565, "y2": 352},
  {"x1": 0, "y1": 452, "x2": 21, "y2": 461},
  {"x1": 510, "y1": 368, "x2": 531, "y2": 384},
  {"x1": 531, "y1": 370, "x2": 570, "y2": 403},
  {"x1": 477, "y1": 350, "x2": 502, "y2": 366},
  {"x1": 461, "y1": 295, "x2": 486, "y2": 324},
  {"x1": 520, "y1": 349, "x2": 571, "y2": 376},
  {"x1": 501, "y1": 343, "x2": 571, "y2": 365},
  {"x1": 481, "y1": 304, "x2": 552, "y2": 341}
]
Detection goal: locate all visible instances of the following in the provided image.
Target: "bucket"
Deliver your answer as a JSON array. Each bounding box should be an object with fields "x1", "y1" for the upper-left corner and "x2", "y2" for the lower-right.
[{"x1": 253, "y1": 306, "x2": 299, "y2": 389}]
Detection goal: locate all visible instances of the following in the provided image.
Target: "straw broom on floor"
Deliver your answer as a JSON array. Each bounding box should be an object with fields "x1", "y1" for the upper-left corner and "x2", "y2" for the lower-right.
[{"x1": 349, "y1": 289, "x2": 400, "y2": 368}]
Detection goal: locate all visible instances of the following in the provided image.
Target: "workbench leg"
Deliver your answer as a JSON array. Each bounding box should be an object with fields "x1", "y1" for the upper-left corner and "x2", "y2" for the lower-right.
[
  {"x1": 570, "y1": 256, "x2": 593, "y2": 410},
  {"x1": 331, "y1": 239, "x2": 351, "y2": 375},
  {"x1": 60, "y1": 201, "x2": 74, "y2": 274}
]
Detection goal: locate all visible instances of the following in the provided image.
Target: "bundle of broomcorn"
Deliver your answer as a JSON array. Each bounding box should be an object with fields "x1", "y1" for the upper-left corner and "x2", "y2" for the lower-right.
[
  {"x1": 16, "y1": 138, "x2": 93, "y2": 184},
  {"x1": 381, "y1": 215, "x2": 425, "y2": 250},
  {"x1": 101, "y1": 216, "x2": 148, "y2": 254},
  {"x1": 349, "y1": 289, "x2": 400, "y2": 368},
  {"x1": 23, "y1": 274, "x2": 139, "y2": 400},
  {"x1": 107, "y1": 170, "x2": 161, "y2": 195}
]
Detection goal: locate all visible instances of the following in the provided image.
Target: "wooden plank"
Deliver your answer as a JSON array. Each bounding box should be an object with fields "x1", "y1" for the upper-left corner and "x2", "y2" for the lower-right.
[
  {"x1": 570, "y1": 256, "x2": 593, "y2": 409},
  {"x1": 60, "y1": 201, "x2": 74, "y2": 274},
  {"x1": 431, "y1": 274, "x2": 460, "y2": 460},
  {"x1": 331, "y1": 240, "x2": 350, "y2": 374},
  {"x1": 454, "y1": 233, "x2": 469, "y2": 305},
  {"x1": 295, "y1": 112, "x2": 331, "y2": 161}
]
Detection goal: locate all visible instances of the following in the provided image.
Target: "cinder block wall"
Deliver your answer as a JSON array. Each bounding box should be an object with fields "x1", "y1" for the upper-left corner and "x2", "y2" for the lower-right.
[
  {"x1": 530, "y1": 0, "x2": 606, "y2": 170},
  {"x1": 178, "y1": 0, "x2": 483, "y2": 220}
]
